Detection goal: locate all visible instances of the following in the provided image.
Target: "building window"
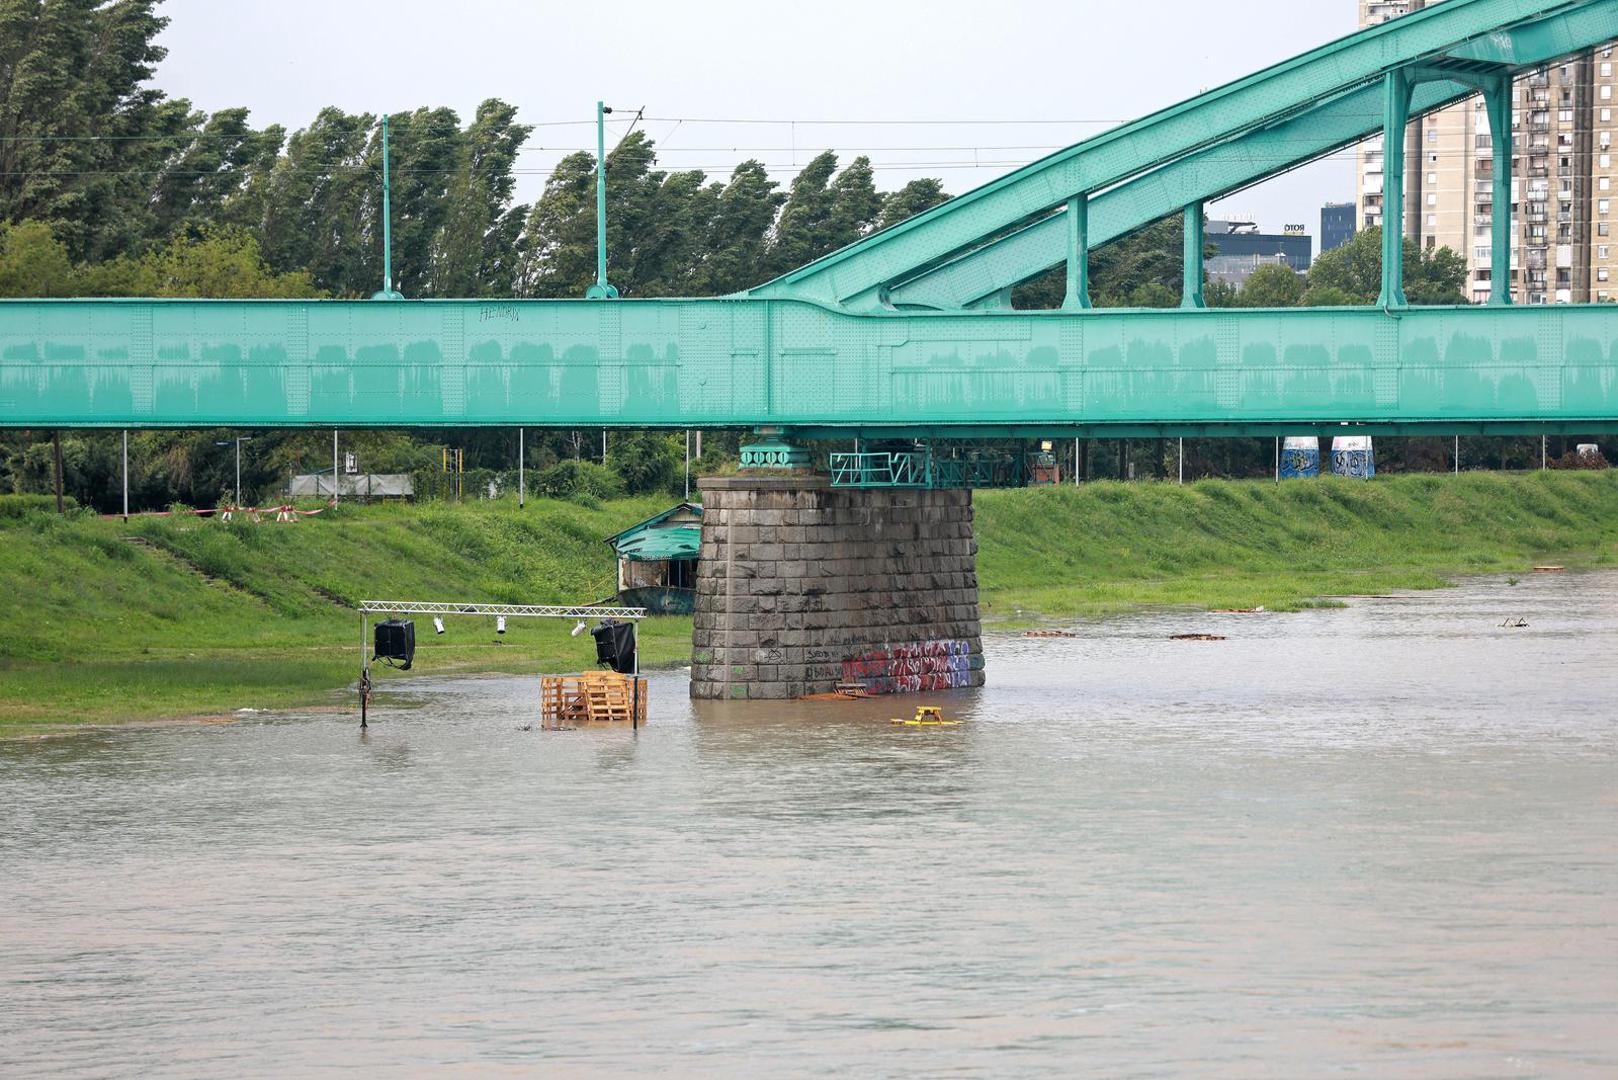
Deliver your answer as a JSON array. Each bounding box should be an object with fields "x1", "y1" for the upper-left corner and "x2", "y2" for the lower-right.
[
  {"x1": 1603, "y1": 177, "x2": 1613, "y2": 192},
  {"x1": 1602, "y1": 199, "x2": 1612, "y2": 215},
  {"x1": 1427, "y1": 172, "x2": 1437, "y2": 185},
  {"x1": 1428, "y1": 128, "x2": 1439, "y2": 143},
  {"x1": 1604, "y1": 62, "x2": 1614, "y2": 77},
  {"x1": 1600, "y1": 268, "x2": 1611, "y2": 282},
  {"x1": 1605, "y1": 85, "x2": 1615, "y2": 101},
  {"x1": 1425, "y1": 236, "x2": 1437, "y2": 250},
  {"x1": 1427, "y1": 214, "x2": 1437, "y2": 227},
  {"x1": 1603, "y1": 154, "x2": 1612, "y2": 168},
  {"x1": 1601, "y1": 246, "x2": 1611, "y2": 260},
  {"x1": 1601, "y1": 223, "x2": 1611, "y2": 236},
  {"x1": 1428, "y1": 193, "x2": 1438, "y2": 206}
]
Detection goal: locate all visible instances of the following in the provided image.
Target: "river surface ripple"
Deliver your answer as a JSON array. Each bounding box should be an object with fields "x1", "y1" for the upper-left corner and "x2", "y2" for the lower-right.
[{"x1": 3, "y1": 572, "x2": 1617, "y2": 1078}]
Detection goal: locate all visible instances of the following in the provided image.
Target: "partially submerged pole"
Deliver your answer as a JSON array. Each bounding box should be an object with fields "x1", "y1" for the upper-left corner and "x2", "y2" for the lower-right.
[
  {"x1": 360, "y1": 612, "x2": 369, "y2": 729},
  {"x1": 121, "y1": 430, "x2": 129, "y2": 520}
]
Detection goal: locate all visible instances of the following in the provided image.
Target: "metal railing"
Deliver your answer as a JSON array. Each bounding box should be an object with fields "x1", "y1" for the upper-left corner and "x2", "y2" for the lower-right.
[{"x1": 828, "y1": 449, "x2": 1028, "y2": 490}]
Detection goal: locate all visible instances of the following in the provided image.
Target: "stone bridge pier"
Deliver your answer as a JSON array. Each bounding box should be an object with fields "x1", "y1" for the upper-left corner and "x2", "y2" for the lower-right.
[{"x1": 690, "y1": 475, "x2": 985, "y2": 700}]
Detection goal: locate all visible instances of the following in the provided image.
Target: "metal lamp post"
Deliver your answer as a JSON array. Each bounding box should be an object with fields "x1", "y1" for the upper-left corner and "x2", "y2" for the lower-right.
[{"x1": 214, "y1": 435, "x2": 253, "y2": 507}]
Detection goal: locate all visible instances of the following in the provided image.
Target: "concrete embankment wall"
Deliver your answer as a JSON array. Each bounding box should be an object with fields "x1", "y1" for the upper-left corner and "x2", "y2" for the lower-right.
[{"x1": 691, "y1": 475, "x2": 984, "y2": 700}]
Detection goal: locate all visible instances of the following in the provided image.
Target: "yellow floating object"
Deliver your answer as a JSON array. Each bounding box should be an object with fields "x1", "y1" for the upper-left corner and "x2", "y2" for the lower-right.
[{"x1": 890, "y1": 706, "x2": 959, "y2": 727}]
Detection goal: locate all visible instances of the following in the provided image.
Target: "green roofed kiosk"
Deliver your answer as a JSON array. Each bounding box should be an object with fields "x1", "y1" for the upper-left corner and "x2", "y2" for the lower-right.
[{"x1": 605, "y1": 503, "x2": 703, "y2": 615}]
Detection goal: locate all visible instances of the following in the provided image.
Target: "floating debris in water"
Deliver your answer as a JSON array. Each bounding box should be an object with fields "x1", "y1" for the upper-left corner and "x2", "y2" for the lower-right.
[
  {"x1": 1171, "y1": 634, "x2": 1226, "y2": 642},
  {"x1": 1532, "y1": 565, "x2": 1566, "y2": 573},
  {"x1": 1500, "y1": 617, "x2": 1530, "y2": 628},
  {"x1": 890, "y1": 706, "x2": 959, "y2": 727},
  {"x1": 1024, "y1": 629, "x2": 1079, "y2": 638},
  {"x1": 1211, "y1": 606, "x2": 1266, "y2": 614}
]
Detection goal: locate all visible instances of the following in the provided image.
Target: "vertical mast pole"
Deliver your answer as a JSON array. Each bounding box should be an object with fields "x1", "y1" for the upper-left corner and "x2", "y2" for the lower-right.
[
  {"x1": 382, "y1": 115, "x2": 393, "y2": 297},
  {"x1": 372, "y1": 115, "x2": 402, "y2": 300},
  {"x1": 586, "y1": 103, "x2": 619, "y2": 299}
]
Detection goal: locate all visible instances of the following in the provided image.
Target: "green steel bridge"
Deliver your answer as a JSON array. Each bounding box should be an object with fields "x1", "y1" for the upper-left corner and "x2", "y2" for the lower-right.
[{"x1": 4, "y1": 0, "x2": 1618, "y2": 447}]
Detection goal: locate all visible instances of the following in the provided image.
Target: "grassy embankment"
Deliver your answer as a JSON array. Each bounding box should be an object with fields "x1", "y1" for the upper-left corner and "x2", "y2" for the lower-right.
[{"x1": 2, "y1": 472, "x2": 1615, "y2": 736}]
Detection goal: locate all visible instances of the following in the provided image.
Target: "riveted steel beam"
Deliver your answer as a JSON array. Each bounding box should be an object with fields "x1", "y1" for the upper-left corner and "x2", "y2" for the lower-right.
[
  {"x1": 4, "y1": 298, "x2": 1617, "y2": 435},
  {"x1": 886, "y1": 78, "x2": 1475, "y2": 310}
]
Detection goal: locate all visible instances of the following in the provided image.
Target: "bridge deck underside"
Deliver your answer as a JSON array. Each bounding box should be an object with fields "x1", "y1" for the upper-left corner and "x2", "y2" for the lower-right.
[{"x1": 3, "y1": 298, "x2": 1617, "y2": 434}]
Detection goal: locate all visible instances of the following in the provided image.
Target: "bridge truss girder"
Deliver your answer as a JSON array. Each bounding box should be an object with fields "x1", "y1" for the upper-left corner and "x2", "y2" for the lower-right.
[
  {"x1": 751, "y1": 0, "x2": 1618, "y2": 313},
  {"x1": 5, "y1": 298, "x2": 1617, "y2": 436}
]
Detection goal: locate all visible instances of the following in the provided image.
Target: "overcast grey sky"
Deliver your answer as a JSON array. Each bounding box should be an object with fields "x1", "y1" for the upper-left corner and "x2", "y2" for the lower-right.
[{"x1": 155, "y1": 0, "x2": 1362, "y2": 253}]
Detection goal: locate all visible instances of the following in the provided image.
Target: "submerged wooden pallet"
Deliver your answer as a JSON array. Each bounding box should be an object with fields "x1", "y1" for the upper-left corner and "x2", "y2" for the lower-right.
[{"x1": 541, "y1": 671, "x2": 649, "y2": 729}]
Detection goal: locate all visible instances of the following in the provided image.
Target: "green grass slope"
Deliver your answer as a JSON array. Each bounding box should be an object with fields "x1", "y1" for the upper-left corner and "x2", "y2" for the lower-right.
[
  {"x1": 3, "y1": 472, "x2": 1615, "y2": 735},
  {"x1": 974, "y1": 472, "x2": 1618, "y2": 617}
]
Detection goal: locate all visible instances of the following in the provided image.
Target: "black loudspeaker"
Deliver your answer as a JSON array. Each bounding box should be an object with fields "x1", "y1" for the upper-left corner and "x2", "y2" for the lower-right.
[
  {"x1": 591, "y1": 620, "x2": 637, "y2": 674},
  {"x1": 373, "y1": 619, "x2": 416, "y2": 670}
]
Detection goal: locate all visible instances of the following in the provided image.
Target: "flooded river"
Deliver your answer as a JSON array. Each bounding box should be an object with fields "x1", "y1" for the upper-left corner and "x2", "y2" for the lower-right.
[{"x1": 3, "y1": 572, "x2": 1617, "y2": 1077}]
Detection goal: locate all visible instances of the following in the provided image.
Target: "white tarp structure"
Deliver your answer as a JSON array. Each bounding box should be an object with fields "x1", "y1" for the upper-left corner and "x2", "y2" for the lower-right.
[{"x1": 288, "y1": 473, "x2": 414, "y2": 498}]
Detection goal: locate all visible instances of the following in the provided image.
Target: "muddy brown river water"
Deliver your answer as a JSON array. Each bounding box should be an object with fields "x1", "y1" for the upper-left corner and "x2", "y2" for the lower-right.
[{"x1": 3, "y1": 572, "x2": 1616, "y2": 1077}]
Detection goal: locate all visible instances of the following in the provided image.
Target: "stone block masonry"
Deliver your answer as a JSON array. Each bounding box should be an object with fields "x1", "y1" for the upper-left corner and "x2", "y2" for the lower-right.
[{"x1": 690, "y1": 474, "x2": 985, "y2": 700}]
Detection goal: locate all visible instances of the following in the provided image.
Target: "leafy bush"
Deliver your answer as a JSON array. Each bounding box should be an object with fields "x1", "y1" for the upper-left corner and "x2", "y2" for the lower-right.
[{"x1": 535, "y1": 460, "x2": 626, "y2": 501}]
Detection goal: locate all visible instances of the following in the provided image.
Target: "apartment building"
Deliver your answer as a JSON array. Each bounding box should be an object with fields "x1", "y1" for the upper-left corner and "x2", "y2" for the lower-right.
[{"x1": 1355, "y1": 0, "x2": 1618, "y2": 303}]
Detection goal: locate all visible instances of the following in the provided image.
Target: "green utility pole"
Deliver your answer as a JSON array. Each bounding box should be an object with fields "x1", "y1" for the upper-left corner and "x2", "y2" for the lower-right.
[
  {"x1": 585, "y1": 102, "x2": 619, "y2": 299},
  {"x1": 372, "y1": 114, "x2": 403, "y2": 300}
]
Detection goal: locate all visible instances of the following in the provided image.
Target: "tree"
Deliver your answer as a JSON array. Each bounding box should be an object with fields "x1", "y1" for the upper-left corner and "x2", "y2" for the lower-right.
[
  {"x1": 609, "y1": 431, "x2": 682, "y2": 495},
  {"x1": 148, "y1": 107, "x2": 286, "y2": 241},
  {"x1": 256, "y1": 108, "x2": 379, "y2": 295},
  {"x1": 1305, "y1": 226, "x2": 1467, "y2": 305},
  {"x1": 81, "y1": 228, "x2": 321, "y2": 298},
  {"x1": 1298, "y1": 284, "x2": 1356, "y2": 307},
  {"x1": 824, "y1": 156, "x2": 884, "y2": 248},
  {"x1": 382, "y1": 105, "x2": 465, "y2": 296},
  {"x1": 1013, "y1": 214, "x2": 1187, "y2": 309},
  {"x1": 0, "y1": 0, "x2": 187, "y2": 261},
  {"x1": 1236, "y1": 264, "x2": 1305, "y2": 308},
  {"x1": 878, "y1": 178, "x2": 949, "y2": 230},
  {"x1": 518, "y1": 131, "x2": 677, "y2": 298},
  {"x1": 1205, "y1": 279, "x2": 1240, "y2": 308},
  {"x1": 0, "y1": 221, "x2": 79, "y2": 296},
  {"x1": 429, "y1": 99, "x2": 533, "y2": 297},
  {"x1": 693, "y1": 161, "x2": 784, "y2": 295},
  {"x1": 763, "y1": 151, "x2": 841, "y2": 277}
]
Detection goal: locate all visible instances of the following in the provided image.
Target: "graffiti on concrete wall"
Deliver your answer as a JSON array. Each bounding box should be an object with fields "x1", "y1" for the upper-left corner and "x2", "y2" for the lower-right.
[{"x1": 842, "y1": 639, "x2": 975, "y2": 694}]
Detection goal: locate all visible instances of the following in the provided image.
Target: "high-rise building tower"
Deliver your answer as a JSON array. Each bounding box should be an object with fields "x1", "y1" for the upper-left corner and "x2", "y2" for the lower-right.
[{"x1": 1354, "y1": 0, "x2": 1618, "y2": 303}]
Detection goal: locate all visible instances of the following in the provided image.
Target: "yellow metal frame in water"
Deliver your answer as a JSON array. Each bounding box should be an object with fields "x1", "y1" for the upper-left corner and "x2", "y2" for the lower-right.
[{"x1": 891, "y1": 706, "x2": 960, "y2": 727}]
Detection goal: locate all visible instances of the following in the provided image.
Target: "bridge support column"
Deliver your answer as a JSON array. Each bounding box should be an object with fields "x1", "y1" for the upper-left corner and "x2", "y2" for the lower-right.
[
  {"x1": 691, "y1": 475, "x2": 984, "y2": 701},
  {"x1": 1063, "y1": 194, "x2": 1092, "y2": 310},
  {"x1": 1181, "y1": 202, "x2": 1205, "y2": 309},
  {"x1": 1485, "y1": 72, "x2": 1514, "y2": 306},
  {"x1": 1378, "y1": 69, "x2": 1413, "y2": 308}
]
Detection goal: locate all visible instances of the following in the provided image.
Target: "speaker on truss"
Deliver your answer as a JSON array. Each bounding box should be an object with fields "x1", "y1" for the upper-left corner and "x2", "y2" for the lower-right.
[
  {"x1": 591, "y1": 620, "x2": 637, "y2": 675},
  {"x1": 373, "y1": 619, "x2": 416, "y2": 670}
]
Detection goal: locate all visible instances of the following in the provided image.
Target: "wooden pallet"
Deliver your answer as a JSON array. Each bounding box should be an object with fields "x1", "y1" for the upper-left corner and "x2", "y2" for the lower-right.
[{"x1": 541, "y1": 671, "x2": 649, "y2": 729}]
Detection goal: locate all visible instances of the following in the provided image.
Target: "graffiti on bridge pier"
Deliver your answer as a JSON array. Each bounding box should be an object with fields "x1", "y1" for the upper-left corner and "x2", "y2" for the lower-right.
[{"x1": 842, "y1": 640, "x2": 975, "y2": 695}]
